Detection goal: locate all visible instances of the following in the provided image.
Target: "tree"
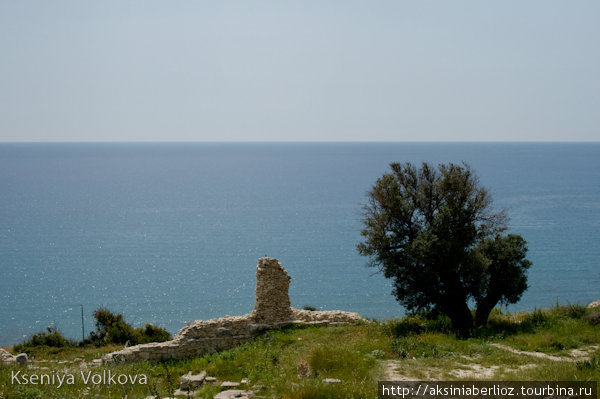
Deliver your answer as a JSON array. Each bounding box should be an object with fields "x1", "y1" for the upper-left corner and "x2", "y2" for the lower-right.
[{"x1": 357, "y1": 162, "x2": 531, "y2": 332}]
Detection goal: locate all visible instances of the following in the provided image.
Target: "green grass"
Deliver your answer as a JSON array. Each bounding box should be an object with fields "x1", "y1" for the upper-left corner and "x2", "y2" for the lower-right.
[{"x1": 1, "y1": 306, "x2": 599, "y2": 399}]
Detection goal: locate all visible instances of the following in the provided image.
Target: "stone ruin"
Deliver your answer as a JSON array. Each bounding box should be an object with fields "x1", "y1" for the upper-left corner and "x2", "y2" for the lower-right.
[{"x1": 103, "y1": 257, "x2": 362, "y2": 362}]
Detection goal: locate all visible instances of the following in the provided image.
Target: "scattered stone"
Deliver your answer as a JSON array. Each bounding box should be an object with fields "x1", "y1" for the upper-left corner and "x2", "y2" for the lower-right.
[
  {"x1": 15, "y1": 353, "x2": 28, "y2": 365},
  {"x1": 1, "y1": 348, "x2": 16, "y2": 365},
  {"x1": 173, "y1": 388, "x2": 189, "y2": 396},
  {"x1": 214, "y1": 389, "x2": 253, "y2": 399},
  {"x1": 587, "y1": 300, "x2": 600, "y2": 309},
  {"x1": 205, "y1": 376, "x2": 217, "y2": 384},
  {"x1": 323, "y1": 378, "x2": 342, "y2": 384},
  {"x1": 221, "y1": 381, "x2": 241, "y2": 389},
  {"x1": 180, "y1": 370, "x2": 207, "y2": 390},
  {"x1": 240, "y1": 378, "x2": 250, "y2": 385}
]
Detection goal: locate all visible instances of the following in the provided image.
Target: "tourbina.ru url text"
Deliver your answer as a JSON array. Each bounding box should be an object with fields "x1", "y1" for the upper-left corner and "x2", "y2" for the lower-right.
[{"x1": 378, "y1": 381, "x2": 597, "y2": 399}]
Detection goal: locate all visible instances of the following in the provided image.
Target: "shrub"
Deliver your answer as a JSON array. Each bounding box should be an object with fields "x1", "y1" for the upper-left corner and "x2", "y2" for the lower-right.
[
  {"x1": 90, "y1": 308, "x2": 135, "y2": 345},
  {"x1": 557, "y1": 304, "x2": 587, "y2": 319},
  {"x1": 87, "y1": 308, "x2": 171, "y2": 346},
  {"x1": 525, "y1": 309, "x2": 548, "y2": 328},
  {"x1": 133, "y1": 324, "x2": 172, "y2": 344},
  {"x1": 13, "y1": 326, "x2": 76, "y2": 353}
]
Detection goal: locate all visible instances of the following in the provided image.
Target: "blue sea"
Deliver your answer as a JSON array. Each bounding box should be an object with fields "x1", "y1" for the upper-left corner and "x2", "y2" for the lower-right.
[{"x1": 1, "y1": 143, "x2": 599, "y2": 346}]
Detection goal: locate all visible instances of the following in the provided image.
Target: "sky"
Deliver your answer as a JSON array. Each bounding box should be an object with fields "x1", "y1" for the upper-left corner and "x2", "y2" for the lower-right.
[{"x1": 0, "y1": 1, "x2": 599, "y2": 142}]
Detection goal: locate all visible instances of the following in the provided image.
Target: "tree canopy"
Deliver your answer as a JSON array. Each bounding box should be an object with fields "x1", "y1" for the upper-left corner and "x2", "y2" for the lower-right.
[{"x1": 357, "y1": 162, "x2": 532, "y2": 332}]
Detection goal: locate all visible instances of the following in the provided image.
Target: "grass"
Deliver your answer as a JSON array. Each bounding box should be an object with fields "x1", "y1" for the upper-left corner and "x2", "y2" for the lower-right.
[{"x1": 1, "y1": 306, "x2": 599, "y2": 398}]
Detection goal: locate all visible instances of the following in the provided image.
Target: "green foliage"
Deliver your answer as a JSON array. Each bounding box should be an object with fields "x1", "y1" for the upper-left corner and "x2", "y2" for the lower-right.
[
  {"x1": 385, "y1": 314, "x2": 453, "y2": 337},
  {"x1": 577, "y1": 352, "x2": 600, "y2": 371},
  {"x1": 307, "y1": 346, "x2": 374, "y2": 380},
  {"x1": 13, "y1": 326, "x2": 76, "y2": 353},
  {"x1": 302, "y1": 305, "x2": 317, "y2": 311},
  {"x1": 357, "y1": 162, "x2": 531, "y2": 332},
  {"x1": 391, "y1": 337, "x2": 441, "y2": 358},
  {"x1": 2, "y1": 309, "x2": 600, "y2": 398},
  {"x1": 133, "y1": 323, "x2": 172, "y2": 344},
  {"x1": 557, "y1": 303, "x2": 587, "y2": 319},
  {"x1": 525, "y1": 309, "x2": 549, "y2": 328},
  {"x1": 495, "y1": 307, "x2": 600, "y2": 354},
  {"x1": 86, "y1": 308, "x2": 171, "y2": 346}
]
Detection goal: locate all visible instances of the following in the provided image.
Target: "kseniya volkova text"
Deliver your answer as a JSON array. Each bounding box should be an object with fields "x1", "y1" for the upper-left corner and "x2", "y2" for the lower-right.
[{"x1": 11, "y1": 370, "x2": 148, "y2": 388}]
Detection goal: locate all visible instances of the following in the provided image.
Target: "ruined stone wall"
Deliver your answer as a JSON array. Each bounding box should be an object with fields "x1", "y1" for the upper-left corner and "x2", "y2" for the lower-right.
[
  {"x1": 103, "y1": 257, "x2": 362, "y2": 363},
  {"x1": 250, "y1": 257, "x2": 294, "y2": 324}
]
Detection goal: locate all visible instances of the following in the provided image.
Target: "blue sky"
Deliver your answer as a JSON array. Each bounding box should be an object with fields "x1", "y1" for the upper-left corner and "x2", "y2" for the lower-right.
[{"x1": 1, "y1": 1, "x2": 599, "y2": 142}]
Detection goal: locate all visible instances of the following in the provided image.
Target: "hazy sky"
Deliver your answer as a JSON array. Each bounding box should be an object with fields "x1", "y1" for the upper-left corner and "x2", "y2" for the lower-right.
[{"x1": 1, "y1": 1, "x2": 599, "y2": 142}]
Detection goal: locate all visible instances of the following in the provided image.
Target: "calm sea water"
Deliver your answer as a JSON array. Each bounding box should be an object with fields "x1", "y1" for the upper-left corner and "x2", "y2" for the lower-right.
[{"x1": 0, "y1": 143, "x2": 598, "y2": 346}]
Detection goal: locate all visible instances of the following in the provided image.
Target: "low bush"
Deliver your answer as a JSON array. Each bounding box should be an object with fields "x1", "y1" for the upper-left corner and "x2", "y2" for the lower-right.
[
  {"x1": 525, "y1": 309, "x2": 549, "y2": 328},
  {"x1": 134, "y1": 323, "x2": 172, "y2": 344},
  {"x1": 556, "y1": 304, "x2": 587, "y2": 319},
  {"x1": 87, "y1": 308, "x2": 171, "y2": 346},
  {"x1": 13, "y1": 326, "x2": 76, "y2": 353}
]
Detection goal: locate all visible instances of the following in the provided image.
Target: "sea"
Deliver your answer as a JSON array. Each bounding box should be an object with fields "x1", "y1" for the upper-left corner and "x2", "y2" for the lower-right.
[{"x1": 0, "y1": 142, "x2": 598, "y2": 346}]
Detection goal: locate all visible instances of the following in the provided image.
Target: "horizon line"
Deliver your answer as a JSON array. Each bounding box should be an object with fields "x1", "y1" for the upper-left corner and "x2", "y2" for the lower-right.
[{"x1": 1, "y1": 140, "x2": 599, "y2": 144}]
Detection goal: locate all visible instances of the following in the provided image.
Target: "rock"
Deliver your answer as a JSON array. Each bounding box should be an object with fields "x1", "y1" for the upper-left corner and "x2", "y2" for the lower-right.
[
  {"x1": 214, "y1": 389, "x2": 253, "y2": 399},
  {"x1": 15, "y1": 353, "x2": 28, "y2": 365},
  {"x1": 173, "y1": 388, "x2": 188, "y2": 396},
  {"x1": 587, "y1": 300, "x2": 600, "y2": 309},
  {"x1": 1, "y1": 348, "x2": 16, "y2": 364},
  {"x1": 205, "y1": 376, "x2": 217, "y2": 383},
  {"x1": 323, "y1": 378, "x2": 342, "y2": 384},
  {"x1": 221, "y1": 381, "x2": 241, "y2": 388},
  {"x1": 180, "y1": 370, "x2": 206, "y2": 390},
  {"x1": 240, "y1": 378, "x2": 250, "y2": 385},
  {"x1": 246, "y1": 323, "x2": 270, "y2": 335}
]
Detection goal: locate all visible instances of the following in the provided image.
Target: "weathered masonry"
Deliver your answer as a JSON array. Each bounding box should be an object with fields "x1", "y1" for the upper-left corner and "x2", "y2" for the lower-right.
[{"x1": 104, "y1": 257, "x2": 362, "y2": 362}]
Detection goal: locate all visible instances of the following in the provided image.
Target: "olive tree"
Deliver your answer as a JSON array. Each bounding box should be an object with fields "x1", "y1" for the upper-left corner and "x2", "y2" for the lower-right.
[{"x1": 357, "y1": 162, "x2": 531, "y2": 332}]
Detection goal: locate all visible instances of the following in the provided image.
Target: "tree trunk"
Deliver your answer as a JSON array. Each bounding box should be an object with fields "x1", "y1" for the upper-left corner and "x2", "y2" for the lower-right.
[
  {"x1": 475, "y1": 296, "x2": 499, "y2": 327},
  {"x1": 447, "y1": 301, "x2": 474, "y2": 336}
]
